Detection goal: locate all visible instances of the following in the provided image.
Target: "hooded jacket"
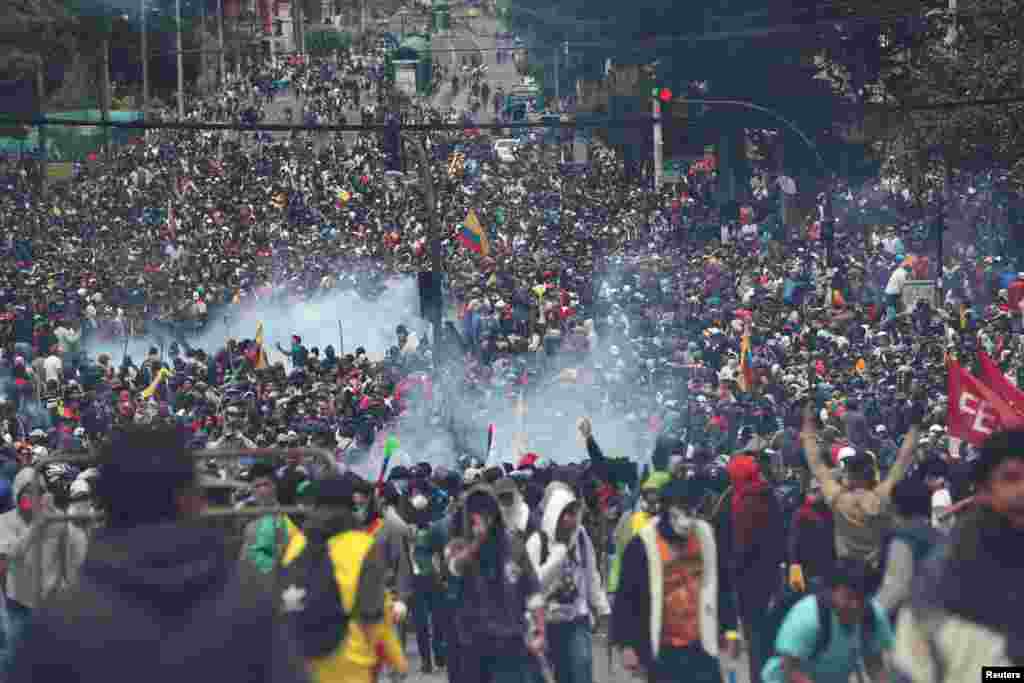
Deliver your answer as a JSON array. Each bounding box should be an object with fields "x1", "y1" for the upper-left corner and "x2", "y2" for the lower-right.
[
  {"x1": 445, "y1": 484, "x2": 543, "y2": 647},
  {"x1": 11, "y1": 520, "x2": 309, "y2": 683},
  {"x1": 0, "y1": 467, "x2": 88, "y2": 609},
  {"x1": 525, "y1": 482, "x2": 610, "y2": 624}
]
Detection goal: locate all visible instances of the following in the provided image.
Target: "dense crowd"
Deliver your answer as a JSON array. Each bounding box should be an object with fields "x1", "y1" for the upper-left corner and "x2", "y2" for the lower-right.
[{"x1": 1, "y1": 41, "x2": 1023, "y2": 683}]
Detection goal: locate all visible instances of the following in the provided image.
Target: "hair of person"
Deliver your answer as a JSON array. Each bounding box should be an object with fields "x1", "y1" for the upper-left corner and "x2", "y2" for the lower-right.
[
  {"x1": 95, "y1": 423, "x2": 196, "y2": 528},
  {"x1": 827, "y1": 557, "x2": 873, "y2": 595},
  {"x1": 890, "y1": 476, "x2": 932, "y2": 519},
  {"x1": 976, "y1": 429, "x2": 1024, "y2": 488}
]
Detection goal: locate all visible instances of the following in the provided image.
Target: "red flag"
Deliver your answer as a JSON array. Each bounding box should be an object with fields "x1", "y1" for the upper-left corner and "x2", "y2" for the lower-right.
[
  {"x1": 947, "y1": 357, "x2": 1024, "y2": 446},
  {"x1": 977, "y1": 350, "x2": 1024, "y2": 416}
]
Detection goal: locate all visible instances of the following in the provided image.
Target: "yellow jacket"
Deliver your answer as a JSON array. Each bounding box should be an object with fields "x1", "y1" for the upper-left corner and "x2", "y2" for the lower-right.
[
  {"x1": 283, "y1": 528, "x2": 408, "y2": 680},
  {"x1": 608, "y1": 510, "x2": 652, "y2": 593}
]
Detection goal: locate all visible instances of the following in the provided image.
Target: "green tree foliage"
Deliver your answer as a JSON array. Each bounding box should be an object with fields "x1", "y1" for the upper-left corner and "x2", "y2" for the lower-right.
[{"x1": 306, "y1": 29, "x2": 352, "y2": 57}]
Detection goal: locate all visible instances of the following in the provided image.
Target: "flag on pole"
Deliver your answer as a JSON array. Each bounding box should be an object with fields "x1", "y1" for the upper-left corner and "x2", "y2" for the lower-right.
[
  {"x1": 947, "y1": 356, "x2": 1024, "y2": 446},
  {"x1": 977, "y1": 349, "x2": 1024, "y2": 416},
  {"x1": 254, "y1": 321, "x2": 269, "y2": 370},
  {"x1": 141, "y1": 367, "x2": 171, "y2": 400},
  {"x1": 458, "y1": 208, "x2": 490, "y2": 256},
  {"x1": 486, "y1": 423, "x2": 497, "y2": 465},
  {"x1": 377, "y1": 434, "x2": 400, "y2": 486}
]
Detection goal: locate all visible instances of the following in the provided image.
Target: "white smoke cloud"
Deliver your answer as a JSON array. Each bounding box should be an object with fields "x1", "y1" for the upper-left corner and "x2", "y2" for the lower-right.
[{"x1": 84, "y1": 275, "x2": 425, "y2": 365}]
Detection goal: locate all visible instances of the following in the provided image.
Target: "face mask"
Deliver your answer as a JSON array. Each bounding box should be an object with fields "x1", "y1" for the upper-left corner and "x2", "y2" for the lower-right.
[
  {"x1": 668, "y1": 507, "x2": 694, "y2": 536},
  {"x1": 351, "y1": 505, "x2": 368, "y2": 525}
]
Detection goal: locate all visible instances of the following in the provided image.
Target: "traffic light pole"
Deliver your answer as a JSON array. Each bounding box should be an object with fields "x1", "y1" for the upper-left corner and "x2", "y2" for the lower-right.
[
  {"x1": 401, "y1": 132, "x2": 444, "y2": 358},
  {"x1": 652, "y1": 97, "x2": 663, "y2": 190}
]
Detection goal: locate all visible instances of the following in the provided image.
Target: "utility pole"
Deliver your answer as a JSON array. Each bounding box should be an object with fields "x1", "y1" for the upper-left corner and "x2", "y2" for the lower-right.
[
  {"x1": 141, "y1": 0, "x2": 149, "y2": 114},
  {"x1": 553, "y1": 46, "x2": 559, "y2": 106},
  {"x1": 101, "y1": 31, "x2": 112, "y2": 157},
  {"x1": 217, "y1": 0, "x2": 226, "y2": 88},
  {"x1": 401, "y1": 130, "x2": 444, "y2": 358},
  {"x1": 176, "y1": 0, "x2": 185, "y2": 121},
  {"x1": 652, "y1": 96, "x2": 663, "y2": 190},
  {"x1": 36, "y1": 65, "x2": 47, "y2": 198}
]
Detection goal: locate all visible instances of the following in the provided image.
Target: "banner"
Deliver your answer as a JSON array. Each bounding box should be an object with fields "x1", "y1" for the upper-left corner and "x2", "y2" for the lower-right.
[
  {"x1": 947, "y1": 357, "x2": 1024, "y2": 446},
  {"x1": 977, "y1": 350, "x2": 1024, "y2": 417}
]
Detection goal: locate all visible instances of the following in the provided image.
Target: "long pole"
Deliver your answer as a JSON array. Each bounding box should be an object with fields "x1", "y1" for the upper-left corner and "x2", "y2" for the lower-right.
[
  {"x1": 176, "y1": 0, "x2": 185, "y2": 121},
  {"x1": 217, "y1": 0, "x2": 226, "y2": 88},
  {"x1": 402, "y1": 130, "x2": 444, "y2": 357},
  {"x1": 102, "y1": 34, "x2": 112, "y2": 157},
  {"x1": 141, "y1": 0, "x2": 149, "y2": 113},
  {"x1": 652, "y1": 97, "x2": 663, "y2": 190},
  {"x1": 36, "y1": 66, "x2": 48, "y2": 198},
  {"x1": 553, "y1": 47, "x2": 560, "y2": 106}
]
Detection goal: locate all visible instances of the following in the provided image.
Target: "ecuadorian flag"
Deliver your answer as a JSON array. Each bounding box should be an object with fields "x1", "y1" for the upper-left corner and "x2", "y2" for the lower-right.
[
  {"x1": 458, "y1": 208, "x2": 490, "y2": 256},
  {"x1": 738, "y1": 329, "x2": 755, "y2": 392}
]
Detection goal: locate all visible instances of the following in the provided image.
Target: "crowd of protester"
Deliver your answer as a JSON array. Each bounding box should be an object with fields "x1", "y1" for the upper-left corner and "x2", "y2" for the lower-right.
[{"x1": 1, "y1": 42, "x2": 1023, "y2": 683}]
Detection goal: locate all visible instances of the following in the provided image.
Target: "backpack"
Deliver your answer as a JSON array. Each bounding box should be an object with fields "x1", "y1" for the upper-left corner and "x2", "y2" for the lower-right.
[
  {"x1": 766, "y1": 589, "x2": 876, "y2": 663},
  {"x1": 525, "y1": 515, "x2": 549, "y2": 565},
  {"x1": 279, "y1": 532, "x2": 349, "y2": 659}
]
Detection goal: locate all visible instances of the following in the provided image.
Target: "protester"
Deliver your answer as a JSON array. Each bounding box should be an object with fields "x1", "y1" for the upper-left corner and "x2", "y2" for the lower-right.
[
  {"x1": 10, "y1": 423, "x2": 310, "y2": 683},
  {"x1": 281, "y1": 474, "x2": 407, "y2": 683},
  {"x1": 446, "y1": 483, "x2": 546, "y2": 683},
  {"x1": 525, "y1": 480, "x2": 610, "y2": 683},
  {"x1": 760, "y1": 558, "x2": 895, "y2": 683},
  {"x1": 0, "y1": 463, "x2": 88, "y2": 676},
  {"x1": 611, "y1": 477, "x2": 737, "y2": 683},
  {"x1": 891, "y1": 428, "x2": 1024, "y2": 682}
]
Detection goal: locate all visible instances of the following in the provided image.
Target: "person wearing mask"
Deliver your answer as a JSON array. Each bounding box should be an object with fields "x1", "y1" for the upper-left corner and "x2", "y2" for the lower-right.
[
  {"x1": 10, "y1": 424, "x2": 309, "y2": 683},
  {"x1": 494, "y1": 475, "x2": 531, "y2": 537},
  {"x1": 891, "y1": 428, "x2": 1024, "y2": 682},
  {"x1": 717, "y1": 453, "x2": 785, "y2": 683},
  {"x1": 239, "y1": 462, "x2": 299, "y2": 576},
  {"x1": 607, "y1": 470, "x2": 670, "y2": 594},
  {"x1": 282, "y1": 475, "x2": 407, "y2": 683},
  {"x1": 761, "y1": 558, "x2": 895, "y2": 683},
  {"x1": 445, "y1": 483, "x2": 546, "y2": 683},
  {"x1": 801, "y1": 403, "x2": 920, "y2": 591},
  {"x1": 404, "y1": 478, "x2": 450, "y2": 674},
  {"x1": 610, "y1": 477, "x2": 738, "y2": 683},
  {"x1": 0, "y1": 464, "x2": 88, "y2": 675},
  {"x1": 525, "y1": 481, "x2": 610, "y2": 683}
]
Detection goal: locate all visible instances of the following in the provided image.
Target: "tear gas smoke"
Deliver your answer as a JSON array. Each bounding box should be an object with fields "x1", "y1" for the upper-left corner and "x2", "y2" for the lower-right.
[{"x1": 84, "y1": 276, "x2": 424, "y2": 365}]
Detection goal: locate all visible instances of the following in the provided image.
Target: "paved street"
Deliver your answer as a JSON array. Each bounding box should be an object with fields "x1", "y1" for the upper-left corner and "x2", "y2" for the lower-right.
[{"x1": 395, "y1": 630, "x2": 752, "y2": 683}]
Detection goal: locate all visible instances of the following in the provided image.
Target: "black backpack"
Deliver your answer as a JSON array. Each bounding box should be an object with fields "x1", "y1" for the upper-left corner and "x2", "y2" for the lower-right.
[
  {"x1": 766, "y1": 588, "x2": 876, "y2": 663},
  {"x1": 279, "y1": 532, "x2": 349, "y2": 659}
]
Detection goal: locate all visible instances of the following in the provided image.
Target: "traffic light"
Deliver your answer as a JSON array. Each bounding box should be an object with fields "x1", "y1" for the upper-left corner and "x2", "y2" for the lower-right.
[
  {"x1": 384, "y1": 116, "x2": 402, "y2": 172},
  {"x1": 651, "y1": 87, "x2": 672, "y2": 103}
]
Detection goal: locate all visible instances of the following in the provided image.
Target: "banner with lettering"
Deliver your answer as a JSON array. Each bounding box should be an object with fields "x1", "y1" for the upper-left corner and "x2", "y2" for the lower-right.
[{"x1": 947, "y1": 357, "x2": 1024, "y2": 446}]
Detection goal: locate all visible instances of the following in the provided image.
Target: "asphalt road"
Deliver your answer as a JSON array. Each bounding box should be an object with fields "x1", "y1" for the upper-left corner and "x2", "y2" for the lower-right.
[{"x1": 394, "y1": 630, "x2": 752, "y2": 683}]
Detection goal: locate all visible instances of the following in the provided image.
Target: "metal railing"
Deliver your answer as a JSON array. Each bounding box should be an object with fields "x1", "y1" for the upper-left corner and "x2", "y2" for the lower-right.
[{"x1": 27, "y1": 447, "x2": 335, "y2": 609}]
